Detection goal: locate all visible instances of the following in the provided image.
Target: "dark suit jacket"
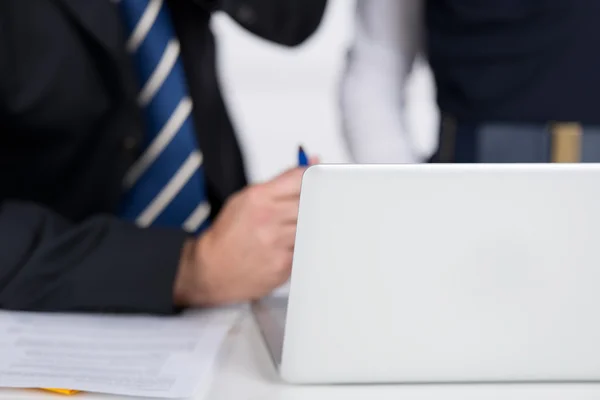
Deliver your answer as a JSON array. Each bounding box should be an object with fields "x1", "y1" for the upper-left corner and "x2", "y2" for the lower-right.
[{"x1": 0, "y1": 0, "x2": 327, "y2": 313}]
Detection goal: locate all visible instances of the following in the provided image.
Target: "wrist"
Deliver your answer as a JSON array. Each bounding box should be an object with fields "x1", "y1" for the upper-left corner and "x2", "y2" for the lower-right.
[
  {"x1": 174, "y1": 236, "x2": 201, "y2": 306},
  {"x1": 173, "y1": 232, "x2": 216, "y2": 307}
]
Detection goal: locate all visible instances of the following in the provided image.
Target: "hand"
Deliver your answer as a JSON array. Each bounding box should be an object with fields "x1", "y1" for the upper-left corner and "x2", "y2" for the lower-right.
[{"x1": 175, "y1": 157, "x2": 318, "y2": 306}]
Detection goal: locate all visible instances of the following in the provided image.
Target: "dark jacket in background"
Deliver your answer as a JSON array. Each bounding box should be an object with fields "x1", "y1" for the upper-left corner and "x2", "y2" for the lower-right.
[
  {"x1": 425, "y1": 0, "x2": 600, "y2": 124},
  {"x1": 0, "y1": 0, "x2": 327, "y2": 313}
]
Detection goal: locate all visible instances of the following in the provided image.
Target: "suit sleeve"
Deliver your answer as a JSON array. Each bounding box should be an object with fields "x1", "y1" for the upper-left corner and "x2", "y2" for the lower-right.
[
  {"x1": 0, "y1": 201, "x2": 188, "y2": 314},
  {"x1": 220, "y1": 0, "x2": 328, "y2": 46}
]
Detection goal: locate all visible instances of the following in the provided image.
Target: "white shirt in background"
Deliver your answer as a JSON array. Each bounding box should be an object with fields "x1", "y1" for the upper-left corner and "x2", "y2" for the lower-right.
[{"x1": 340, "y1": 0, "x2": 426, "y2": 164}]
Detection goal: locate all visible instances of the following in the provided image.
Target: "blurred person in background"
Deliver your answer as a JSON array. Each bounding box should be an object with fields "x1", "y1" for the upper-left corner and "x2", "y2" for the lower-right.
[
  {"x1": 341, "y1": 0, "x2": 600, "y2": 164},
  {"x1": 0, "y1": 0, "x2": 326, "y2": 313}
]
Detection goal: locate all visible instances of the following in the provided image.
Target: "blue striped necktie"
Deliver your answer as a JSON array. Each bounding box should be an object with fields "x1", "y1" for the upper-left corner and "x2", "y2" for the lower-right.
[{"x1": 116, "y1": 0, "x2": 211, "y2": 234}]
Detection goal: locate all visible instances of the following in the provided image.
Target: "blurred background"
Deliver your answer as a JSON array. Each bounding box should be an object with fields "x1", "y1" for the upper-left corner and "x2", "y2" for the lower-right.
[{"x1": 212, "y1": 0, "x2": 439, "y2": 183}]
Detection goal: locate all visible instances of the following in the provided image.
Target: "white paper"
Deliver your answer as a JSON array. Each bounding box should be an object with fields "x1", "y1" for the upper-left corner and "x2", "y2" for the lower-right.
[{"x1": 0, "y1": 307, "x2": 240, "y2": 399}]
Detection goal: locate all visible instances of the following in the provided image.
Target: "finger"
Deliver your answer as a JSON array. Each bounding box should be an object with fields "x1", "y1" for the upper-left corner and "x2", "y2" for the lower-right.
[
  {"x1": 268, "y1": 198, "x2": 301, "y2": 224},
  {"x1": 273, "y1": 251, "x2": 294, "y2": 284},
  {"x1": 264, "y1": 167, "x2": 307, "y2": 198},
  {"x1": 309, "y1": 156, "x2": 320, "y2": 165},
  {"x1": 273, "y1": 224, "x2": 298, "y2": 249}
]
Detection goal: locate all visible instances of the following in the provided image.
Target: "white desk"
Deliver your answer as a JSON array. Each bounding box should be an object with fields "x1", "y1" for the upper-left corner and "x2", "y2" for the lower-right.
[{"x1": 3, "y1": 306, "x2": 600, "y2": 400}]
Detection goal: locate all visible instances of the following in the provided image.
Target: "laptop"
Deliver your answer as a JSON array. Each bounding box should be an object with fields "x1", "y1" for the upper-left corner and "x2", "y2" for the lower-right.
[{"x1": 252, "y1": 163, "x2": 600, "y2": 384}]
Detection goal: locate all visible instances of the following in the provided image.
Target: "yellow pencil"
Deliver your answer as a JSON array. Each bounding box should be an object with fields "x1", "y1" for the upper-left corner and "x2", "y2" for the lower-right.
[{"x1": 40, "y1": 388, "x2": 80, "y2": 395}]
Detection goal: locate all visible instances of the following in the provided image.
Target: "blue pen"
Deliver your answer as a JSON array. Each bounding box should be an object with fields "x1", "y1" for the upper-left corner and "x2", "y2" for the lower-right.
[{"x1": 298, "y1": 145, "x2": 309, "y2": 167}]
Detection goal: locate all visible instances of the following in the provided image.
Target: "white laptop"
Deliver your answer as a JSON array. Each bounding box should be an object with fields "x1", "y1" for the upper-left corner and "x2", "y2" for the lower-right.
[{"x1": 252, "y1": 163, "x2": 600, "y2": 384}]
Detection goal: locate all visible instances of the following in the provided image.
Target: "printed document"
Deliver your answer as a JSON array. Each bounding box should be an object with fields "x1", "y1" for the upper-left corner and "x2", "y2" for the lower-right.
[{"x1": 0, "y1": 307, "x2": 240, "y2": 398}]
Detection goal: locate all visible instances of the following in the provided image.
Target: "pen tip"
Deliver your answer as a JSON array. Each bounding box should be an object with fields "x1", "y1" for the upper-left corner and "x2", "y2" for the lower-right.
[{"x1": 298, "y1": 145, "x2": 305, "y2": 153}]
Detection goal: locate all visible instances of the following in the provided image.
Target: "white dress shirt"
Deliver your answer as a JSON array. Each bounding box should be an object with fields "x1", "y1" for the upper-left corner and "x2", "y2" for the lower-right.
[{"x1": 340, "y1": 0, "x2": 426, "y2": 164}]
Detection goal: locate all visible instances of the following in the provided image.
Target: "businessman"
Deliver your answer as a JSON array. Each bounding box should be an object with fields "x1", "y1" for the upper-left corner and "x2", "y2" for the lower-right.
[
  {"x1": 341, "y1": 0, "x2": 600, "y2": 163},
  {"x1": 0, "y1": 0, "x2": 326, "y2": 313}
]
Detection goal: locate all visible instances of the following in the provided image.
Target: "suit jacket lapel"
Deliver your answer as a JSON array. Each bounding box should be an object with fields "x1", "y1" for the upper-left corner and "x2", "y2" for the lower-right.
[
  {"x1": 53, "y1": 0, "x2": 141, "y2": 106},
  {"x1": 53, "y1": 0, "x2": 125, "y2": 59}
]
